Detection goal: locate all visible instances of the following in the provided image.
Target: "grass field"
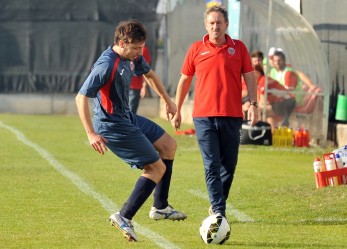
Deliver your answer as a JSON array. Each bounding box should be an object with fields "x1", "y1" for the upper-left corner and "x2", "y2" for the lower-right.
[{"x1": 0, "y1": 113, "x2": 346, "y2": 249}]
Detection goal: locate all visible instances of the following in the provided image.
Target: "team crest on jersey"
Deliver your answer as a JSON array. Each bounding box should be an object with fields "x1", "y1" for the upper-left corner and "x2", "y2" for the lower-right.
[
  {"x1": 228, "y1": 47, "x2": 235, "y2": 55},
  {"x1": 130, "y1": 61, "x2": 135, "y2": 71}
]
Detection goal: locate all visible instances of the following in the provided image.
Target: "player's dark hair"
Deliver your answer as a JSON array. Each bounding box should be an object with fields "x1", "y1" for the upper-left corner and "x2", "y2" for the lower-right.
[
  {"x1": 204, "y1": 5, "x2": 228, "y2": 23},
  {"x1": 114, "y1": 19, "x2": 147, "y2": 45},
  {"x1": 251, "y1": 50, "x2": 264, "y2": 60},
  {"x1": 273, "y1": 50, "x2": 286, "y2": 61}
]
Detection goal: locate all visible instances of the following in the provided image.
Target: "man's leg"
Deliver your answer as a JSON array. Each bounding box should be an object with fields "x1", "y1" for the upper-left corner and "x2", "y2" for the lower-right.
[
  {"x1": 149, "y1": 133, "x2": 187, "y2": 220},
  {"x1": 97, "y1": 118, "x2": 167, "y2": 240},
  {"x1": 110, "y1": 159, "x2": 165, "y2": 241},
  {"x1": 218, "y1": 117, "x2": 242, "y2": 201},
  {"x1": 120, "y1": 159, "x2": 166, "y2": 219},
  {"x1": 194, "y1": 117, "x2": 226, "y2": 217},
  {"x1": 273, "y1": 99, "x2": 296, "y2": 126},
  {"x1": 131, "y1": 114, "x2": 186, "y2": 220},
  {"x1": 152, "y1": 133, "x2": 176, "y2": 209}
]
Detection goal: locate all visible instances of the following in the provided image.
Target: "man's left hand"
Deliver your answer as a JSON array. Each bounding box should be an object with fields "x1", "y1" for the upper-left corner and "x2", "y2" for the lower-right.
[{"x1": 247, "y1": 105, "x2": 258, "y2": 126}]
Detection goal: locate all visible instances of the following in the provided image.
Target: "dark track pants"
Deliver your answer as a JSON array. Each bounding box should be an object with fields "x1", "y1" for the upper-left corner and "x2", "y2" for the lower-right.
[{"x1": 193, "y1": 117, "x2": 242, "y2": 216}]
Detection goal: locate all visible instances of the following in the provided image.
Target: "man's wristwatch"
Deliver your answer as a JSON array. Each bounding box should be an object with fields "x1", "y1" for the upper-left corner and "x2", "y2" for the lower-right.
[{"x1": 250, "y1": 101, "x2": 258, "y2": 108}]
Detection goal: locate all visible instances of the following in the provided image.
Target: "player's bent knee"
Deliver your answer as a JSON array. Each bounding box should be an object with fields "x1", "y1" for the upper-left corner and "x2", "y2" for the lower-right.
[
  {"x1": 167, "y1": 137, "x2": 177, "y2": 153},
  {"x1": 143, "y1": 160, "x2": 166, "y2": 183},
  {"x1": 154, "y1": 133, "x2": 177, "y2": 158}
]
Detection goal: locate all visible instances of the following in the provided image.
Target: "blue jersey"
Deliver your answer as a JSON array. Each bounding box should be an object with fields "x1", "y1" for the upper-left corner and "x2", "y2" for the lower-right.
[
  {"x1": 78, "y1": 46, "x2": 162, "y2": 169},
  {"x1": 79, "y1": 46, "x2": 150, "y2": 122}
]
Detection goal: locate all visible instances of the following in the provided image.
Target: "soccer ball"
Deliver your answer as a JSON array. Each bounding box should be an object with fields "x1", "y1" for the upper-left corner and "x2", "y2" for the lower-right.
[{"x1": 199, "y1": 214, "x2": 230, "y2": 244}]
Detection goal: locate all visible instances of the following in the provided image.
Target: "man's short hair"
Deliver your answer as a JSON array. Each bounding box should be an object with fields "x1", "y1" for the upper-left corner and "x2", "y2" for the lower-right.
[
  {"x1": 251, "y1": 50, "x2": 264, "y2": 60},
  {"x1": 273, "y1": 50, "x2": 286, "y2": 61},
  {"x1": 114, "y1": 19, "x2": 147, "y2": 45},
  {"x1": 204, "y1": 5, "x2": 228, "y2": 23}
]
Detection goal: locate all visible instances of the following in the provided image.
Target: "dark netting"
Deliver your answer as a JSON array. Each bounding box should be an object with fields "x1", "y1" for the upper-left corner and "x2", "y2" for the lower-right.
[{"x1": 0, "y1": 0, "x2": 160, "y2": 93}]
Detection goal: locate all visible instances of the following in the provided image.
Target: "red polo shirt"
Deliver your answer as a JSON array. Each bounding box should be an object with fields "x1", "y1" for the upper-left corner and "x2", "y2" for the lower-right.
[{"x1": 182, "y1": 34, "x2": 253, "y2": 118}]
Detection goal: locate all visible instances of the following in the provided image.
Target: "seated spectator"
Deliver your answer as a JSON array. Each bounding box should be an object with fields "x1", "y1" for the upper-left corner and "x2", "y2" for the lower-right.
[
  {"x1": 270, "y1": 50, "x2": 304, "y2": 106},
  {"x1": 271, "y1": 48, "x2": 317, "y2": 91},
  {"x1": 254, "y1": 65, "x2": 296, "y2": 132},
  {"x1": 263, "y1": 47, "x2": 283, "y2": 74},
  {"x1": 250, "y1": 49, "x2": 264, "y2": 67}
]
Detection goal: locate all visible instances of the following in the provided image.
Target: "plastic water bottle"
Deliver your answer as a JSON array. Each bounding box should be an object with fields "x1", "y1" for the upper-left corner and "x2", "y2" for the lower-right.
[
  {"x1": 313, "y1": 157, "x2": 323, "y2": 172},
  {"x1": 294, "y1": 128, "x2": 303, "y2": 147},
  {"x1": 279, "y1": 126, "x2": 287, "y2": 147},
  {"x1": 302, "y1": 129, "x2": 310, "y2": 147},
  {"x1": 286, "y1": 128, "x2": 294, "y2": 147},
  {"x1": 272, "y1": 127, "x2": 279, "y2": 147},
  {"x1": 325, "y1": 154, "x2": 338, "y2": 186}
]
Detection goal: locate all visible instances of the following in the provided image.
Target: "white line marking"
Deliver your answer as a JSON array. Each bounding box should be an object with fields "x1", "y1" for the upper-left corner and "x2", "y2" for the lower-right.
[
  {"x1": 0, "y1": 121, "x2": 181, "y2": 249},
  {"x1": 188, "y1": 189, "x2": 254, "y2": 222}
]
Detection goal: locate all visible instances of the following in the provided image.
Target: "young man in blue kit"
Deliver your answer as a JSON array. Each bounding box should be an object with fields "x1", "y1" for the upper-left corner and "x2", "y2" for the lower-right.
[{"x1": 75, "y1": 19, "x2": 186, "y2": 242}]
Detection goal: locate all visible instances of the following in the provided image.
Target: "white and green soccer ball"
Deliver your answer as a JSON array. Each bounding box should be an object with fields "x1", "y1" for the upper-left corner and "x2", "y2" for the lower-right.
[{"x1": 199, "y1": 214, "x2": 231, "y2": 244}]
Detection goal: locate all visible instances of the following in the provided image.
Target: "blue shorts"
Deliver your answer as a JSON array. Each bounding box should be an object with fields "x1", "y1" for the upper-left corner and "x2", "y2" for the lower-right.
[{"x1": 94, "y1": 112, "x2": 164, "y2": 169}]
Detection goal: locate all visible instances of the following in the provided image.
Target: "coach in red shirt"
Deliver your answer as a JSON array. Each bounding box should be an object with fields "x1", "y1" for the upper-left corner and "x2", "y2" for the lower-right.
[{"x1": 172, "y1": 5, "x2": 258, "y2": 218}]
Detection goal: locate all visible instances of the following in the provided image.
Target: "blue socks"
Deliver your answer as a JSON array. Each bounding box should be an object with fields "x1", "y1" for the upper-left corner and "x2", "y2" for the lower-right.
[
  {"x1": 120, "y1": 159, "x2": 174, "y2": 219},
  {"x1": 153, "y1": 159, "x2": 173, "y2": 209},
  {"x1": 120, "y1": 176, "x2": 156, "y2": 220}
]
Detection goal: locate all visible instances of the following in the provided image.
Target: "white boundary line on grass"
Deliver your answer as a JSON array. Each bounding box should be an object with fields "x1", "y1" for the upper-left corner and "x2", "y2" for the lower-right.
[
  {"x1": 0, "y1": 122, "x2": 181, "y2": 249},
  {"x1": 188, "y1": 189, "x2": 255, "y2": 222},
  {"x1": 189, "y1": 190, "x2": 347, "y2": 224}
]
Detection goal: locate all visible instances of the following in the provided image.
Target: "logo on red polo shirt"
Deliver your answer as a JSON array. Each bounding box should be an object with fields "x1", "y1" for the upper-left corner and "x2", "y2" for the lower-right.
[
  {"x1": 201, "y1": 51, "x2": 210, "y2": 55},
  {"x1": 228, "y1": 47, "x2": 235, "y2": 55}
]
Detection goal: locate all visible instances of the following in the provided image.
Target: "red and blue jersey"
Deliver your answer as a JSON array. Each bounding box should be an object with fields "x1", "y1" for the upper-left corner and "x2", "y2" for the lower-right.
[{"x1": 79, "y1": 46, "x2": 150, "y2": 122}]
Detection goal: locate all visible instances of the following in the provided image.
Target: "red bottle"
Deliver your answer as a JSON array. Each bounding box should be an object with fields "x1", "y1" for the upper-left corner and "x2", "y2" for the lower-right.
[
  {"x1": 294, "y1": 128, "x2": 303, "y2": 147},
  {"x1": 302, "y1": 129, "x2": 310, "y2": 147}
]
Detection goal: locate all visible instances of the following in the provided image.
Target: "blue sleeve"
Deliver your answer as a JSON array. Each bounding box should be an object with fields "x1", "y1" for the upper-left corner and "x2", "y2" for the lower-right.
[
  {"x1": 79, "y1": 62, "x2": 111, "y2": 98},
  {"x1": 133, "y1": 55, "x2": 150, "y2": 77}
]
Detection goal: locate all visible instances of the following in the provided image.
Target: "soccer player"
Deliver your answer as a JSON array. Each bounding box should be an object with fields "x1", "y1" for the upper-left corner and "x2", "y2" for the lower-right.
[
  {"x1": 75, "y1": 19, "x2": 186, "y2": 242},
  {"x1": 172, "y1": 5, "x2": 258, "y2": 218}
]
